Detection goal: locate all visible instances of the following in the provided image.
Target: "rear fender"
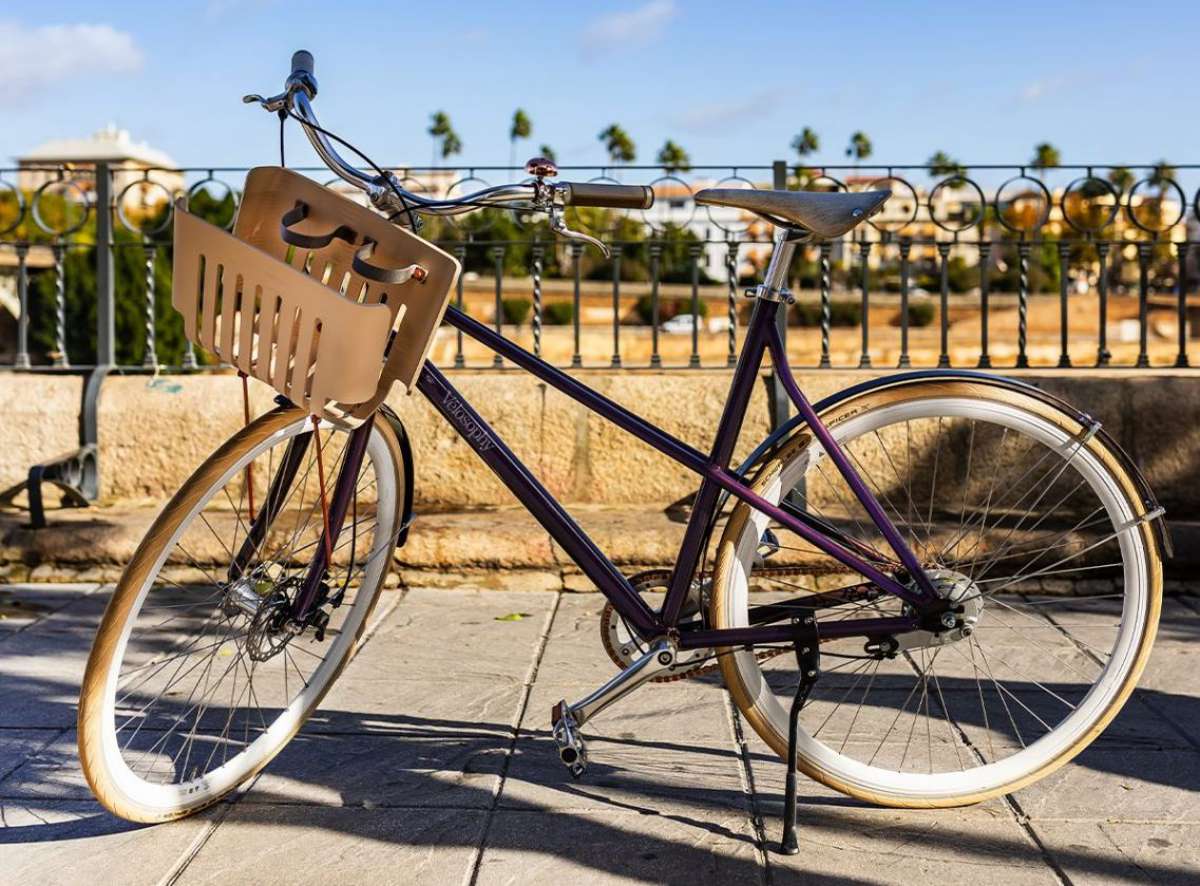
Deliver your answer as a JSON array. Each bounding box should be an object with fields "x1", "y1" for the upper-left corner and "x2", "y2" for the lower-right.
[{"x1": 740, "y1": 370, "x2": 1170, "y2": 558}]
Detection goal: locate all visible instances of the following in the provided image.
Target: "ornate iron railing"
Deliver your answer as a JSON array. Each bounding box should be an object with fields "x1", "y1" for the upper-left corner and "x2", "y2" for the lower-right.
[{"x1": 1, "y1": 160, "x2": 1197, "y2": 373}]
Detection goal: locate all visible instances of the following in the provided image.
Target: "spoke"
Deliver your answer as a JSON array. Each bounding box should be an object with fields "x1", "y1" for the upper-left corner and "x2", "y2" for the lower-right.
[{"x1": 839, "y1": 659, "x2": 881, "y2": 755}]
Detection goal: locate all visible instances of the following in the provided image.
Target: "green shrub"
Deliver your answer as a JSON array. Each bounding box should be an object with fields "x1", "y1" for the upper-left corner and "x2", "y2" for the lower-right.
[
  {"x1": 791, "y1": 301, "x2": 861, "y2": 327},
  {"x1": 632, "y1": 295, "x2": 708, "y2": 325},
  {"x1": 501, "y1": 297, "x2": 532, "y2": 325},
  {"x1": 543, "y1": 301, "x2": 574, "y2": 325},
  {"x1": 904, "y1": 302, "x2": 936, "y2": 327}
]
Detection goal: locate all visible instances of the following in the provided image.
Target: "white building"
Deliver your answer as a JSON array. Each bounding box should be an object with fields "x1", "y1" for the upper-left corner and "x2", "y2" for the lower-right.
[{"x1": 16, "y1": 125, "x2": 182, "y2": 216}]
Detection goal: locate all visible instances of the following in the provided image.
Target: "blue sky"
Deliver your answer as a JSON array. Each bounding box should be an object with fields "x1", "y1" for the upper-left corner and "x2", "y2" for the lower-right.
[{"x1": 3, "y1": 1, "x2": 1198, "y2": 173}]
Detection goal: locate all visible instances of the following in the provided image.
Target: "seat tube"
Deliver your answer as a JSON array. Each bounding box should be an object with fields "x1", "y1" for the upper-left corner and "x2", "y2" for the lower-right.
[{"x1": 661, "y1": 229, "x2": 797, "y2": 626}]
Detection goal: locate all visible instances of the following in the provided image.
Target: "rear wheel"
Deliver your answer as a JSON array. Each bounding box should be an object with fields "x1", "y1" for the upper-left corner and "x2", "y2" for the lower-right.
[
  {"x1": 78, "y1": 407, "x2": 404, "y2": 822},
  {"x1": 711, "y1": 379, "x2": 1162, "y2": 807}
]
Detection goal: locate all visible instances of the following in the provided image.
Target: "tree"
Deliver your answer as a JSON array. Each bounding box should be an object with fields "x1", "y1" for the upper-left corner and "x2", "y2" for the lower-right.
[
  {"x1": 1149, "y1": 159, "x2": 1176, "y2": 188},
  {"x1": 791, "y1": 127, "x2": 819, "y2": 160},
  {"x1": 597, "y1": 124, "x2": 636, "y2": 164},
  {"x1": 846, "y1": 131, "x2": 872, "y2": 162},
  {"x1": 428, "y1": 111, "x2": 462, "y2": 165},
  {"x1": 538, "y1": 144, "x2": 557, "y2": 163},
  {"x1": 656, "y1": 139, "x2": 691, "y2": 173},
  {"x1": 1107, "y1": 166, "x2": 1134, "y2": 195},
  {"x1": 509, "y1": 108, "x2": 532, "y2": 169},
  {"x1": 927, "y1": 150, "x2": 965, "y2": 179},
  {"x1": 1031, "y1": 142, "x2": 1060, "y2": 176}
]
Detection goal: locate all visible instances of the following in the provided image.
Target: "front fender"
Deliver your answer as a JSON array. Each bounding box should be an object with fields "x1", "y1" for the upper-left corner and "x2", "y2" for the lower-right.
[
  {"x1": 740, "y1": 369, "x2": 1170, "y2": 558},
  {"x1": 376, "y1": 404, "x2": 415, "y2": 548}
]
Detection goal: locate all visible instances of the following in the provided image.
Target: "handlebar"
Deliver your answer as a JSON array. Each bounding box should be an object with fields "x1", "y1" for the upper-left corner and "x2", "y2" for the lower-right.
[
  {"x1": 290, "y1": 50, "x2": 314, "y2": 78},
  {"x1": 244, "y1": 49, "x2": 653, "y2": 252},
  {"x1": 560, "y1": 182, "x2": 654, "y2": 210}
]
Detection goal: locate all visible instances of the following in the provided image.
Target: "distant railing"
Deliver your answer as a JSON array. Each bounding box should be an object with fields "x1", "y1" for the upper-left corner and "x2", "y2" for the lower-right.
[{"x1": 1, "y1": 160, "x2": 1198, "y2": 373}]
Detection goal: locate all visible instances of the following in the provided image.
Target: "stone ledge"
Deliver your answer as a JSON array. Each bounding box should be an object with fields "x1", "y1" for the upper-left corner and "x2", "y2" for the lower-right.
[{"x1": 1, "y1": 503, "x2": 1197, "y2": 587}]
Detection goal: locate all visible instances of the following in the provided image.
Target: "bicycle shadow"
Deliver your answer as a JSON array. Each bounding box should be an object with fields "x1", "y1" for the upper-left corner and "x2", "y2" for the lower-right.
[
  {"x1": 2, "y1": 663, "x2": 1199, "y2": 885},
  {"x1": 3, "y1": 585, "x2": 1199, "y2": 884}
]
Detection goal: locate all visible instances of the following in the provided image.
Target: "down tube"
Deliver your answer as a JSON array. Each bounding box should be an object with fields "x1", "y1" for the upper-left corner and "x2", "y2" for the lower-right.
[{"x1": 415, "y1": 361, "x2": 660, "y2": 636}]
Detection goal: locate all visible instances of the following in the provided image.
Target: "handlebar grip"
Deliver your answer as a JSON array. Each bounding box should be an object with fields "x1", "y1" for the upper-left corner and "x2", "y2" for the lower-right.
[
  {"x1": 560, "y1": 182, "x2": 654, "y2": 210},
  {"x1": 291, "y1": 50, "x2": 315, "y2": 77}
]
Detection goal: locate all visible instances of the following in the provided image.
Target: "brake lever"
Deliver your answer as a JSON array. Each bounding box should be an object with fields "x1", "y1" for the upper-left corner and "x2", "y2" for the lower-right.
[
  {"x1": 243, "y1": 91, "x2": 290, "y2": 113},
  {"x1": 549, "y1": 207, "x2": 611, "y2": 258}
]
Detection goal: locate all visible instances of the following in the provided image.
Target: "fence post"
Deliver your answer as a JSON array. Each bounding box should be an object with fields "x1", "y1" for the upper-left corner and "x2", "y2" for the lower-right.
[
  {"x1": 610, "y1": 244, "x2": 623, "y2": 367},
  {"x1": 767, "y1": 160, "x2": 790, "y2": 430},
  {"x1": 95, "y1": 162, "x2": 115, "y2": 368},
  {"x1": 14, "y1": 243, "x2": 30, "y2": 369},
  {"x1": 897, "y1": 237, "x2": 911, "y2": 368},
  {"x1": 858, "y1": 237, "x2": 872, "y2": 368},
  {"x1": 491, "y1": 245, "x2": 504, "y2": 368},
  {"x1": 1095, "y1": 241, "x2": 1110, "y2": 367},
  {"x1": 1175, "y1": 241, "x2": 1189, "y2": 369}
]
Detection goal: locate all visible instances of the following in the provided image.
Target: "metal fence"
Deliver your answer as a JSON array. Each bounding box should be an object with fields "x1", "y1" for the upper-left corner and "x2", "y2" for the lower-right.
[{"x1": 1, "y1": 160, "x2": 1199, "y2": 373}]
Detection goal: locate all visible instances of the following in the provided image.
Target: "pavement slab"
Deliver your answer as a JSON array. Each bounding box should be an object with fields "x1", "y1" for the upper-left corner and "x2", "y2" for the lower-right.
[{"x1": 0, "y1": 583, "x2": 1197, "y2": 885}]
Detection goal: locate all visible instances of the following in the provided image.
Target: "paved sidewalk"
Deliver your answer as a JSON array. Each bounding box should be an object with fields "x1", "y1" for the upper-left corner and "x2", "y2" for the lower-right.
[{"x1": 1, "y1": 584, "x2": 1198, "y2": 885}]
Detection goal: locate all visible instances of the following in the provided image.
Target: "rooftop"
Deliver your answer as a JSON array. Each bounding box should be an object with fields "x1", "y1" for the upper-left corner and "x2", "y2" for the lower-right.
[{"x1": 17, "y1": 124, "x2": 176, "y2": 168}]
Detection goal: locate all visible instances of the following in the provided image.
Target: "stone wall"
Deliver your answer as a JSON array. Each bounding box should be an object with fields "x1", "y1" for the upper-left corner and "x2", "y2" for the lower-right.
[{"x1": 1, "y1": 369, "x2": 1198, "y2": 518}]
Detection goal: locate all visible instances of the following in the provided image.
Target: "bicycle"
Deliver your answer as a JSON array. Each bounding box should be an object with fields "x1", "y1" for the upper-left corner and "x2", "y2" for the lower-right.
[{"x1": 78, "y1": 52, "x2": 1166, "y2": 853}]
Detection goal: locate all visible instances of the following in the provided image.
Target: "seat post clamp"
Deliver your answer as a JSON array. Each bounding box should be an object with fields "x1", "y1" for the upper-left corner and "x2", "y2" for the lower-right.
[{"x1": 745, "y1": 284, "x2": 794, "y2": 304}]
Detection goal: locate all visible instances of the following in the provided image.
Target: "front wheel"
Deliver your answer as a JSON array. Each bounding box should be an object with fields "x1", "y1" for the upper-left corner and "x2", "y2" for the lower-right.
[
  {"x1": 78, "y1": 406, "x2": 405, "y2": 823},
  {"x1": 711, "y1": 378, "x2": 1162, "y2": 808}
]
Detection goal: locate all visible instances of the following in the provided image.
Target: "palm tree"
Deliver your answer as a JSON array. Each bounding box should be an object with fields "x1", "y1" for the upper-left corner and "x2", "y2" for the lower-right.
[
  {"x1": 428, "y1": 111, "x2": 462, "y2": 166},
  {"x1": 791, "y1": 127, "x2": 819, "y2": 160},
  {"x1": 597, "y1": 124, "x2": 636, "y2": 165},
  {"x1": 509, "y1": 108, "x2": 532, "y2": 169},
  {"x1": 845, "y1": 131, "x2": 872, "y2": 162},
  {"x1": 1030, "y1": 142, "x2": 1060, "y2": 177},
  {"x1": 1107, "y1": 166, "x2": 1134, "y2": 196},
  {"x1": 538, "y1": 144, "x2": 557, "y2": 163},
  {"x1": 1149, "y1": 159, "x2": 1177, "y2": 188},
  {"x1": 656, "y1": 139, "x2": 691, "y2": 173},
  {"x1": 927, "y1": 150, "x2": 965, "y2": 179}
]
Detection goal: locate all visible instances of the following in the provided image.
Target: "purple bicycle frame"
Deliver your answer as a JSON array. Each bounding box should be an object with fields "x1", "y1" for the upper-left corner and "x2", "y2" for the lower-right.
[{"x1": 389, "y1": 295, "x2": 936, "y2": 651}]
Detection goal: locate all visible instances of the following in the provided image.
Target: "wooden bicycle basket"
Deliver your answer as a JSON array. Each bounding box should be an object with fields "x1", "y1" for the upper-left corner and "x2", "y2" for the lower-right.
[{"x1": 172, "y1": 166, "x2": 460, "y2": 425}]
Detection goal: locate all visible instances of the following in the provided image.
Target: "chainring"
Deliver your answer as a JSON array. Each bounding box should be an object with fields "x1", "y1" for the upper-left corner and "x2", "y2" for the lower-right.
[
  {"x1": 599, "y1": 570, "x2": 713, "y2": 682},
  {"x1": 600, "y1": 568, "x2": 828, "y2": 682}
]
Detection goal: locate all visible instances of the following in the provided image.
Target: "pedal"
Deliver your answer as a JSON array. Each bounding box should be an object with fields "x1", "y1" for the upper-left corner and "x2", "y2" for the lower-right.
[{"x1": 551, "y1": 700, "x2": 588, "y2": 779}]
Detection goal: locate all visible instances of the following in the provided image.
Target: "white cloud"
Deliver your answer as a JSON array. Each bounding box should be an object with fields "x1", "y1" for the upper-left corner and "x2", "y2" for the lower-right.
[
  {"x1": 0, "y1": 22, "x2": 143, "y2": 107},
  {"x1": 670, "y1": 91, "x2": 775, "y2": 134},
  {"x1": 581, "y1": 0, "x2": 677, "y2": 58}
]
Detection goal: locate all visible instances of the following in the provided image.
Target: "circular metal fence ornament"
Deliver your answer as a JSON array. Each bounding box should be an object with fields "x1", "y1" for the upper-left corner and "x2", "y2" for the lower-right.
[
  {"x1": 186, "y1": 175, "x2": 239, "y2": 230},
  {"x1": 443, "y1": 175, "x2": 493, "y2": 233},
  {"x1": 705, "y1": 174, "x2": 758, "y2": 235},
  {"x1": 31, "y1": 175, "x2": 91, "y2": 237},
  {"x1": 928, "y1": 174, "x2": 986, "y2": 233},
  {"x1": 115, "y1": 177, "x2": 175, "y2": 235},
  {"x1": 0, "y1": 178, "x2": 24, "y2": 237},
  {"x1": 641, "y1": 174, "x2": 694, "y2": 235},
  {"x1": 1125, "y1": 176, "x2": 1186, "y2": 234},
  {"x1": 1060, "y1": 176, "x2": 1120, "y2": 234},
  {"x1": 861, "y1": 175, "x2": 917, "y2": 233},
  {"x1": 994, "y1": 174, "x2": 1051, "y2": 235},
  {"x1": 799, "y1": 173, "x2": 845, "y2": 193}
]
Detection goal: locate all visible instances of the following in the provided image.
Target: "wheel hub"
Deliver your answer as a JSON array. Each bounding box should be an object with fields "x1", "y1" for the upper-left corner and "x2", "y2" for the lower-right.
[
  {"x1": 222, "y1": 569, "x2": 304, "y2": 662},
  {"x1": 893, "y1": 568, "x2": 983, "y2": 651}
]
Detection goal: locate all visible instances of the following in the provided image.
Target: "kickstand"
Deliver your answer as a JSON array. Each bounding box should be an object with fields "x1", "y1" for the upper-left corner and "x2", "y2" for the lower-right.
[{"x1": 780, "y1": 629, "x2": 820, "y2": 855}]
